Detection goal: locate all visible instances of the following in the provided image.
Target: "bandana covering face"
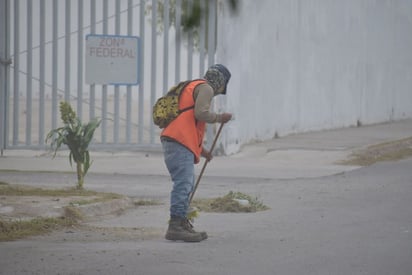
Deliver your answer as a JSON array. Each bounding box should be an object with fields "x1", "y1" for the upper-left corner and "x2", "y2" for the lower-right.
[{"x1": 204, "y1": 64, "x2": 231, "y2": 95}]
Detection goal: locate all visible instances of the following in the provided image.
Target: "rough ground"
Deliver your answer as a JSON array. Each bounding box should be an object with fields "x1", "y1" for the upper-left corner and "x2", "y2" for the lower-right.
[
  {"x1": 340, "y1": 137, "x2": 412, "y2": 166},
  {"x1": 1, "y1": 136, "x2": 412, "y2": 241}
]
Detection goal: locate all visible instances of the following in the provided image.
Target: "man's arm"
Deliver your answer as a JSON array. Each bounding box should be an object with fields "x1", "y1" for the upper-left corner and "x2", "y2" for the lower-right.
[{"x1": 194, "y1": 84, "x2": 231, "y2": 123}]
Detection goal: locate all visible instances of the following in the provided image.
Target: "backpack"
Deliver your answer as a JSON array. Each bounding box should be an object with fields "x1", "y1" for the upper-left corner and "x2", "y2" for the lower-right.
[{"x1": 152, "y1": 80, "x2": 194, "y2": 129}]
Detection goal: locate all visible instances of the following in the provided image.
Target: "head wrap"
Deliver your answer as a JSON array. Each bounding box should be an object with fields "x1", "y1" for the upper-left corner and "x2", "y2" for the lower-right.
[{"x1": 204, "y1": 64, "x2": 231, "y2": 94}]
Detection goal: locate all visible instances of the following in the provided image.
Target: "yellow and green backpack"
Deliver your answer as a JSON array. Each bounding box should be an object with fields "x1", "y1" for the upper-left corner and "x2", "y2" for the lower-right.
[{"x1": 152, "y1": 80, "x2": 194, "y2": 129}]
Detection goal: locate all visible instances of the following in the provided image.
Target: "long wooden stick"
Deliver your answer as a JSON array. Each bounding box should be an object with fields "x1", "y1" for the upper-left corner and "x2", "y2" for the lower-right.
[{"x1": 189, "y1": 123, "x2": 225, "y2": 204}]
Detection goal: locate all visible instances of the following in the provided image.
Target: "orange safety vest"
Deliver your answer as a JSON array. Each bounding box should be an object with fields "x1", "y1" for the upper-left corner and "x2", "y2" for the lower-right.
[{"x1": 161, "y1": 79, "x2": 207, "y2": 164}]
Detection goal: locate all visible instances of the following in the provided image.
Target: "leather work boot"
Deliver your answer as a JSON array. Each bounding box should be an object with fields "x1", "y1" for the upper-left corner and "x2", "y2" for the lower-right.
[
  {"x1": 165, "y1": 217, "x2": 208, "y2": 242},
  {"x1": 183, "y1": 218, "x2": 208, "y2": 240}
]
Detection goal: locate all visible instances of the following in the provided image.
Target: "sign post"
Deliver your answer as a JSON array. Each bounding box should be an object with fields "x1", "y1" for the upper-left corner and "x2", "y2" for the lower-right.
[{"x1": 85, "y1": 34, "x2": 140, "y2": 85}]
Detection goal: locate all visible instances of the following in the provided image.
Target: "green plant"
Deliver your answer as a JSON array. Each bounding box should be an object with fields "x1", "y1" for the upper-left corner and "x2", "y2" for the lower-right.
[{"x1": 46, "y1": 101, "x2": 101, "y2": 189}]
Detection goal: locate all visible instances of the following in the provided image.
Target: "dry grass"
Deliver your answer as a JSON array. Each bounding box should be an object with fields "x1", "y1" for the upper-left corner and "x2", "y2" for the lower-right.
[
  {"x1": 192, "y1": 191, "x2": 269, "y2": 213},
  {"x1": 0, "y1": 183, "x2": 123, "y2": 202},
  {"x1": 0, "y1": 183, "x2": 124, "y2": 241},
  {"x1": 134, "y1": 199, "x2": 162, "y2": 206},
  {"x1": 340, "y1": 137, "x2": 412, "y2": 166},
  {"x1": 0, "y1": 212, "x2": 79, "y2": 242}
]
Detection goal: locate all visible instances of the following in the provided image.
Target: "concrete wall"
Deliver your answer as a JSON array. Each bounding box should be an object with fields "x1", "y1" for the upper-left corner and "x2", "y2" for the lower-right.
[{"x1": 216, "y1": 0, "x2": 412, "y2": 154}]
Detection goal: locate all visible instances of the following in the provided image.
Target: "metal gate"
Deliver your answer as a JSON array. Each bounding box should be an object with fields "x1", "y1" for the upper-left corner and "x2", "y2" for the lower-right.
[{"x1": 0, "y1": 0, "x2": 217, "y2": 153}]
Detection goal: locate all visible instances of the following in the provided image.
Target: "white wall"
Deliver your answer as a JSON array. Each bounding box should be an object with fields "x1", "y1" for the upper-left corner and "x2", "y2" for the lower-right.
[{"x1": 216, "y1": 0, "x2": 412, "y2": 154}]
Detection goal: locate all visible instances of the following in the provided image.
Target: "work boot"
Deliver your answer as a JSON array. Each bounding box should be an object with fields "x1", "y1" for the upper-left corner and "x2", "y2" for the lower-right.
[
  {"x1": 165, "y1": 217, "x2": 207, "y2": 242},
  {"x1": 183, "y1": 218, "x2": 208, "y2": 240}
]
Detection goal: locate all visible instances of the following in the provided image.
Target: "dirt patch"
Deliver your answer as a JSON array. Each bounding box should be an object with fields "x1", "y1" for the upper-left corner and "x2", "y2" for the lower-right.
[
  {"x1": 0, "y1": 195, "x2": 95, "y2": 220},
  {"x1": 0, "y1": 183, "x2": 137, "y2": 241},
  {"x1": 0, "y1": 208, "x2": 79, "y2": 242},
  {"x1": 0, "y1": 184, "x2": 127, "y2": 221},
  {"x1": 339, "y1": 137, "x2": 412, "y2": 166}
]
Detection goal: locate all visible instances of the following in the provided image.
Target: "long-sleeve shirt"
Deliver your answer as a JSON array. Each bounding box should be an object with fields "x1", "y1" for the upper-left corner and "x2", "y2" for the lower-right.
[{"x1": 193, "y1": 83, "x2": 224, "y2": 123}]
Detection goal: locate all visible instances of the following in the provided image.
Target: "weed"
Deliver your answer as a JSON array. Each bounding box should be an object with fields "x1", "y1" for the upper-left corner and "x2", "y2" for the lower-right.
[
  {"x1": 46, "y1": 101, "x2": 102, "y2": 189},
  {"x1": 134, "y1": 199, "x2": 162, "y2": 206},
  {"x1": 0, "y1": 214, "x2": 78, "y2": 242},
  {"x1": 0, "y1": 184, "x2": 126, "y2": 241},
  {"x1": 192, "y1": 191, "x2": 269, "y2": 213},
  {"x1": 340, "y1": 137, "x2": 412, "y2": 166},
  {"x1": 0, "y1": 183, "x2": 120, "y2": 200}
]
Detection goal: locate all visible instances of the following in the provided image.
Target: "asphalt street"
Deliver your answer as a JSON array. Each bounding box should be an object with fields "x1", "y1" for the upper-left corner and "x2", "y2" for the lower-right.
[{"x1": 1, "y1": 120, "x2": 412, "y2": 275}]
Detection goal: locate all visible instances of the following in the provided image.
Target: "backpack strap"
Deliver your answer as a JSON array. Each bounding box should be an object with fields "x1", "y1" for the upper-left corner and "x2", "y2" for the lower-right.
[
  {"x1": 178, "y1": 105, "x2": 195, "y2": 114},
  {"x1": 177, "y1": 79, "x2": 205, "y2": 114}
]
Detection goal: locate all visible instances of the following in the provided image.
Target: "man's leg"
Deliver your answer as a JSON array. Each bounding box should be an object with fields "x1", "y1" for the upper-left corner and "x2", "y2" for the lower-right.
[
  {"x1": 162, "y1": 140, "x2": 206, "y2": 242},
  {"x1": 162, "y1": 140, "x2": 194, "y2": 217}
]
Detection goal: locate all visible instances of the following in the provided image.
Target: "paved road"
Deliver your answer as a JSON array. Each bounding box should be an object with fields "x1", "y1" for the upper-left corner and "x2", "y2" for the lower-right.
[
  {"x1": 1, "y1": 120, "x2": 412, "y2": 275},
  {"x1": 1, "y1": 159, "x2": 412, "y2": 275}
]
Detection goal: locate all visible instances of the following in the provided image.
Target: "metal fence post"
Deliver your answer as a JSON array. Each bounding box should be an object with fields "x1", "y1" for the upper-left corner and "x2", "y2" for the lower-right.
[
  {"x1": 0, "y1": 0, "x2": 11, "y2": 154},
  {"x1": 206, "y1": 0, "x2": 217, "y2": 150}
]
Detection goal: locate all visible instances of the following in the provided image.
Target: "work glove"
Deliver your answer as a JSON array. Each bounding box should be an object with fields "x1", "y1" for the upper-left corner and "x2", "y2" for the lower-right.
[
  {"x1": 201, "y1": 148, "x2": 213, "y2": 162},
  {"x1": 219, "y1": 113, "x2": 232, "y2": 123}
]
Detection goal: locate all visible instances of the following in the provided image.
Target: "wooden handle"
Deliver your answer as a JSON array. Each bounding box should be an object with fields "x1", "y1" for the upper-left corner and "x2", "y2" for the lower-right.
[{"x1": 189, "y1": 123, "x2": 225, "y2": 204}]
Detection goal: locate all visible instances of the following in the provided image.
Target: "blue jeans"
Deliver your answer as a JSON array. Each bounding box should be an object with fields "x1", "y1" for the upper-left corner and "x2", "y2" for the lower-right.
[{"x1": 162, "y1": 139, "x2": 195, "y2": 218}]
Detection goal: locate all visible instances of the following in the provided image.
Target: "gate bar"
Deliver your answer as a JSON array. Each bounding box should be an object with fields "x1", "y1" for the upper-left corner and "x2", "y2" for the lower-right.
[
  {"x1": 206, "y1": 0, "x2": 216, "y2": 148},
  {"x1": 199, "y1": 0, "x2": 206, "y2": 76},
  {"x1": 52, "y1": 0, "x2": 58, "y2": 133},
  {"x1": 64, "y1": 0, "x2": 71, "y2": 103},
  {"x1": 26, "y1": 0, "x2": 33, "y2": 145},
  {"x1": 39, "y1": 0, "x2": 45, "y2": 145},
  {"x1": 0, "y1": 0, "x2": 10, "y2": 153},
  {"x1": 126, "y1": 0, "x2": 133, "y2": 143},
  {"x1": 187, "y1": 0, "x2": 193, "y2": 80},
  {"x1": 89, "y1": 0, "x2": 96, "y2": 120},
  {"x1": 101, "y1": 0, "x2": 108, "y2": 143},
  {"x1": 12, "y1": 0, "x2": 19, "y2": 145},
  {"x1": 150, "y1": 0, "x2": 157, "y2": 144},
  {"x1": 77, "y1": 0, "x2": 84, "y2": 119},
  {"x1": 114, "y1": 0, "x2": 121, "y2": 143},
  {"x1": 163, "y1": 0, "x2": 169, "y2": 94},
  {"x1": 175, "y1": 0, "x2": 181, "y2": 83},
  {"x1": 138, "y1": 0, "x2": 145, "y2": 144}
]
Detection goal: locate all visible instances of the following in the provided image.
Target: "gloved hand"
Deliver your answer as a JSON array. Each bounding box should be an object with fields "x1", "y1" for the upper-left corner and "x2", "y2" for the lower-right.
[
  {"x1": 220, "y1": 112, "x2": 232, "y2": 123},
  {"x1": 201, "y1": 148, "x2": 213, "y2": 162}
]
